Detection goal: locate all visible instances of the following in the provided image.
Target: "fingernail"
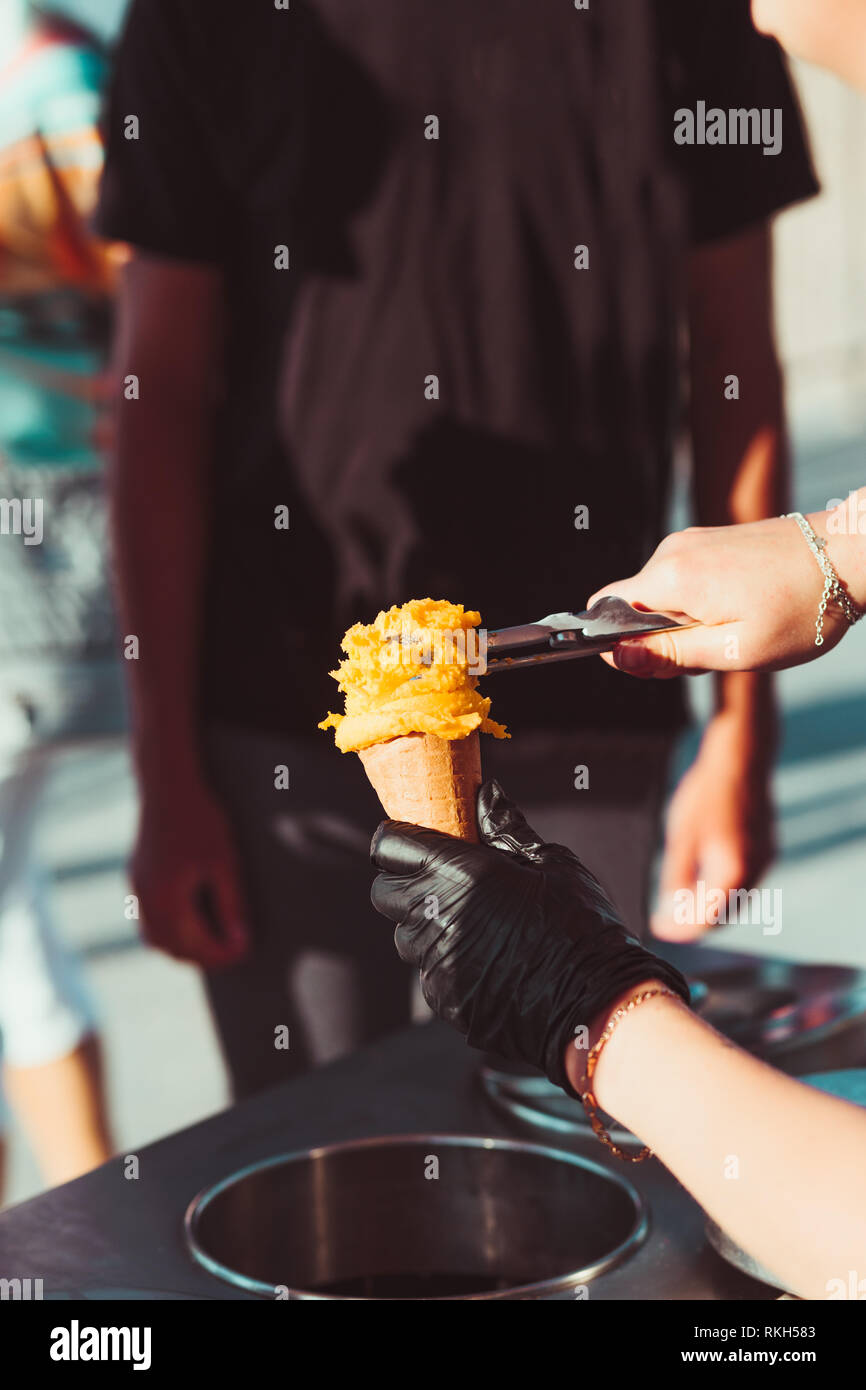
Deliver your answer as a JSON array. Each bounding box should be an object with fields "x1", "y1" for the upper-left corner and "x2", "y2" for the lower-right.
[{"x1": 615, "y1": 641, "x2": 650, "y2": 673}]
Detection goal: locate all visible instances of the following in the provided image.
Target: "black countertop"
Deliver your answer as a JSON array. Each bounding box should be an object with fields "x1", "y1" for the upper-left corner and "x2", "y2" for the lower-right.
[{"x1": 0, "y1": 997, "x2": 775, "y2": 1300}]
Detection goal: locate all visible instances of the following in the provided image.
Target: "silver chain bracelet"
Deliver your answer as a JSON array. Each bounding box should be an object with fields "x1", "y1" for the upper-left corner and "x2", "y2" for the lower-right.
[{"x1": 783, "y1": 511, "x2": 864, "y2": 647}]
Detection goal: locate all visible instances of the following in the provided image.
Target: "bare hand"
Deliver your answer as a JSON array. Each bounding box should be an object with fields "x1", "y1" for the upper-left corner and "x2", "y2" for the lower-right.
[
  {"x1": 132, "y1": 782, "x2": 250, "y2": 970},
  {"x1": 589, "y1": 504, "x2": 866, "y2": 678},
  {"x1": 655, "y1": 712, "x2": 775, "y2": 942}
]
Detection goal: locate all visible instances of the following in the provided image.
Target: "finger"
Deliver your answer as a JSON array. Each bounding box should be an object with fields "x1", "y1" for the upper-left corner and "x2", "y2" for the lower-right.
[
  {"x1": 371, "y1": 878, "x2": 448, "y2": 966},
  {"x1": 179, "y1": 911, "x2": 243, "y2": 969},
  {"x1": 478, "y1": 781, "x2": 611, "y2": 894},
  {"x1": 393, "y1": 914, "x2": 441, "y2": 968},
  {"x1": 609, "y1": 623, "x2": 745, "y2": 679},
  {"x1": 652, "y1": 829, "x2": 701, "y2": 942},
  {"x1": 699, "y1": 839, "x2": 750, "y2": 897},
  {"x1": 651, "y1": 900, "x2": 706, "y2": 942},
  {"x1": 371, "y1": 869, "x2": 434, "y2": 923},
  {"x1": 206, "y1": 863, "x2": 251, "y2": 962},
  {"x1": 144, "y1": 898, "x2": 242, "y2": 970},
  {"x1": 166, "y1": 864, "x2": 250, "y2": 969},
  {"x1": 653, "y1": 837, "x2": 750, "y2": 942},
  {"x1": 476, "y1": 779, "x2": 547, "y2": 858},
  {"x1": 370, "y1": 819, "x2": 474, "y2": 875},
  {"x1": 586, "y1": 573, "x2": 676, "y2": 613},
  {"x1": 586, "y1": 577, "x2": 642, "y2": 610}
]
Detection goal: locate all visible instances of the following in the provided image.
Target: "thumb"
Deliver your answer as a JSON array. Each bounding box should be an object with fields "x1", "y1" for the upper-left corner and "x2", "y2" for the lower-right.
[
  {"x1": 477, "y1": 779, "x2": 547, "y2": 860},
  {"x1": 608, "y1": 623, "x2": 744, "y2": 678},
  {"x1": 370, "y1": 819, "x2": 472, "y2": 875}
]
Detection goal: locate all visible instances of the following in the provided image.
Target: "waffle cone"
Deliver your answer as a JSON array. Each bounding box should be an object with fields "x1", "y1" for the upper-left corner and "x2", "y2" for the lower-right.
[{"x1": 358, "y1": 731, "x2": 481, "y2": 841}]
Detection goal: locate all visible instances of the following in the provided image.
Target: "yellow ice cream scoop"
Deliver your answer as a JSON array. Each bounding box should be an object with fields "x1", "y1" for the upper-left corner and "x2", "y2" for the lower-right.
[{"x1": 319, "y1": 598, "x2": 508, "y2": 754}]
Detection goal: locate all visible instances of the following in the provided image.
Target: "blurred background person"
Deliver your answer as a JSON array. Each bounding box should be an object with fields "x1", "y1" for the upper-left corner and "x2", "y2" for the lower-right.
[
  {"x1": 96, "y1": 0, "x2": 814, "y2": 1102},
  {"x1": 0, "y1": 0, "x2": 121, "y2": 1194}
]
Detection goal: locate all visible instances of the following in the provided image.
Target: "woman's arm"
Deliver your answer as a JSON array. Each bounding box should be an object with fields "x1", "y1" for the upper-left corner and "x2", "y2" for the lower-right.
[
  {"x1": 371, "y1": 790, "x2": 866, "y2": 1302},
  {"x1": 566, "y1": 983, "x2": 866, "y2": 1301}
]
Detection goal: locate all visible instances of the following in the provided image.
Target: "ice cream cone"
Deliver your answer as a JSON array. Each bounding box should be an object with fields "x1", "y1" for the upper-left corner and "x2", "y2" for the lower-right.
[{"x1": 358, "y1": 730, "x2": 482, "y2": 841}]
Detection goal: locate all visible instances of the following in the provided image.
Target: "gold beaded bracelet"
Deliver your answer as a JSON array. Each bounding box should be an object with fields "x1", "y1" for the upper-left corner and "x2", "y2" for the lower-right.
[{"x1": 580, "y1": 986, "x2": 681, "y2": 1163}]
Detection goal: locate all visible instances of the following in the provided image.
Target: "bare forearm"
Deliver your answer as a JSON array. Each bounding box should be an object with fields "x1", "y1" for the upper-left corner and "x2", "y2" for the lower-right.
[
  {"x1": 691, "y1": 363, "x2": 788, "y2": 527},
  {"x1": 689, "y1": 221, "x2": 789, "y2": 527},
  {"x1": 689, "y1": 227, "x2": 788, "y2": 726},
  {"x1": 110, "y1": 397, "x2": 209, "y2": 785},
  {"x1": 110, "y1": 258, "x2": 223, "y2": 790},
  {"x1": 576, "y1": 995, "x2": 866, "y2": 1299}
]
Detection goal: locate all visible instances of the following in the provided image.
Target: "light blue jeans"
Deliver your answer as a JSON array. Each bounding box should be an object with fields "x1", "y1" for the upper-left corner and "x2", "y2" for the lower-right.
[{"x1": 0, "y1": 658, "x2": 124, "y2": 1129}]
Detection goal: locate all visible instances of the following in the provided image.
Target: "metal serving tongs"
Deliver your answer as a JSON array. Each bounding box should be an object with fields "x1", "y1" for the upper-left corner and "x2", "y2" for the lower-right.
[{"x1": 484, "y1": 595, "x2": 695, "y2": 673}]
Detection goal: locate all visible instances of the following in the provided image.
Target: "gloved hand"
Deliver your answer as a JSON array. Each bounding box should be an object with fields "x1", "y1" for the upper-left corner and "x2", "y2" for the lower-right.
[{"x1": 371, "y1": 780, "x2": 691, "y2": 1094}]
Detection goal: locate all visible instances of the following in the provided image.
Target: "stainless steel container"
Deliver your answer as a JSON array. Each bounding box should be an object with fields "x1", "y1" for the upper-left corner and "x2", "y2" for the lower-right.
[{"x1": 185, "y1": 1133, "x2": 648, "y2": 1300}]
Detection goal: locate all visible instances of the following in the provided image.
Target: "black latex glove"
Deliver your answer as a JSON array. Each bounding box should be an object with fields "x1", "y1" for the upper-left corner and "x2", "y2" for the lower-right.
[{"x1": 371, "y1": 780, "x2": 690, "y2": 1095}]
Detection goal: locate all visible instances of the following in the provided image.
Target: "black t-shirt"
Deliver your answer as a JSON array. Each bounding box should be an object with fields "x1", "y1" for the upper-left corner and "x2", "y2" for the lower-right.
[{"x1": 96, "y1": 0, "x2": 817, "y2": 740}]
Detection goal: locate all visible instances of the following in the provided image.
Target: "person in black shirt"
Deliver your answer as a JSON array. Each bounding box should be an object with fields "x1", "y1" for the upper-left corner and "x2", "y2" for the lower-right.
[{"x1": 97, "y1": 0, "x2": 817, "y2": 1097}]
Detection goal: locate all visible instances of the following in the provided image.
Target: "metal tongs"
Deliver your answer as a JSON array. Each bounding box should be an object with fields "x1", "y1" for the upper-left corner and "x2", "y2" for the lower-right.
[{"x1": 484, "y1": 595, "x2": 693, "y2": 673}]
